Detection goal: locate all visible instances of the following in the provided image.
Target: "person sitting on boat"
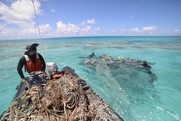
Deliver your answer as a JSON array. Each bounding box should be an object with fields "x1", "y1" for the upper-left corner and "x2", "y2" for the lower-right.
[
  {"x1": 17, "y1": 43, "x2": 46, "y2": 85},
  {"x1": 87, "y1": 52, "x2": 95, "y2": 58},
  {"x1": 142, "y1": 61, "x2": 151, "y2": 69}
]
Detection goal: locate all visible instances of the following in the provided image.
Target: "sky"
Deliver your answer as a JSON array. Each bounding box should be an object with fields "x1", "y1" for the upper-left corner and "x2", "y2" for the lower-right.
[{"x1": 0, "y1": 0, "x2": 181, "y2": 39}]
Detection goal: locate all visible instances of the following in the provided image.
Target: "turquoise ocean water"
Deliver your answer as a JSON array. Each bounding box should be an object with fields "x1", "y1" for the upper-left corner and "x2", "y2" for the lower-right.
[{"x1": 0, "y1": 36, "x2": 181, "y2": 121}]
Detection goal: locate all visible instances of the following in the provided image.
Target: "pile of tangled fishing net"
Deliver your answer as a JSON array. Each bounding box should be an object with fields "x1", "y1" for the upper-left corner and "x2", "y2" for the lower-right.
[{"x1": 1, "y1": 74, "x2": 123, "y2": 121}]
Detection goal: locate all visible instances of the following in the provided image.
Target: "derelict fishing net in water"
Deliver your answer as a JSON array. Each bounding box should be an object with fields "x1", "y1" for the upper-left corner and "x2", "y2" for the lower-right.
[
  {"x1": 0, "y1": 74, "x2": 123, "y2": 121},
  {"x1": 81, "y1": 54, "x2": 157, "y2": 85},
  {"x1": 95, "y1": 58, "x2": 157, "y2": 90}
]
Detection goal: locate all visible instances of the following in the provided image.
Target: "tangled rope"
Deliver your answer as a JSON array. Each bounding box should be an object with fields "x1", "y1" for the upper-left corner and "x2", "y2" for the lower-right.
[{"x1": 1, "y1": 74, "x2": 123, "y2": 121}]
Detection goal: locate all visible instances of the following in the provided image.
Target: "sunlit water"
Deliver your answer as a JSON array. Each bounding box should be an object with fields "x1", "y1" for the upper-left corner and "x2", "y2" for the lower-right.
[{"x1": 0, "y1": 36, "x2": 181, "y2": 121}]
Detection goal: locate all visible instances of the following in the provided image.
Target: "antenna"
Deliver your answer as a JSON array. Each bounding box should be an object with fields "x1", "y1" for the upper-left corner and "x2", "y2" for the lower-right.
[
  {"x1": 32, "y1": 0, "x2": 50, "y2": 79},
  {"x1": 32, "y1": 0, "x2": 45, "y2": 58}
]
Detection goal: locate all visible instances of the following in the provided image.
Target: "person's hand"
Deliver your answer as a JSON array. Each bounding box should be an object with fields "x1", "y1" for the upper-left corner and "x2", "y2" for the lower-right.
[
  {"x1": 43, "y1": 71, "x2": 47, "y2": 75},
  {"x1": 21, "y1": 78, "x2": 26, "y2": 84},
  {"x1": 22, "y1": 78, "x2": 29, "y2": 90},
  {"x1": 42, "y1": 71, "x2": 48, "y2": 79}
]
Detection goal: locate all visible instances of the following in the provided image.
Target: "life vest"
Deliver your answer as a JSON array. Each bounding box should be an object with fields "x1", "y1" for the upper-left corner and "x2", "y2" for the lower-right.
[{"x1": 24, "y1": 54, "x2": 42, "y2": 74}]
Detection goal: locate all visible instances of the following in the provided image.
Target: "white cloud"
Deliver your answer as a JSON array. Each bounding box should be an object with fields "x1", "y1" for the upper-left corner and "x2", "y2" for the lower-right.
[
  {"x1": 131, "y1": 28, "x2": 141, "y2": 33},
  {"x1": 142, "y1": 26, "x2": 158, "y2": 31},
  {"x1": 87, "y1": 18, "x2": 95, "y2": 24},
  {"x1": 0, "y1": 23, "x2": 20, "y2": 38},
  {"x1": 79, "y1": 26, "x2": 101, "y2": 35},
  {"x1": 96, "y1": 27, "x2": 100, "y2": 31},
  {"x1": 0, "y1": 0, "x2": 41, "y2": 27},
  {"x1": 56, "y1": 21, "x2": 80, "y2": 35},
  {"x1": 0, "y1": 22, "x2": 52, "y2": 39},
  {"x1": 39, "y1": 24, "x2": 51, "y2": 34},
  {"x1": 0, "y1": 0, "x2": 51, "y2": 39},
  {"x1": 0, "y1": 23, "x2": 6, "y2": 29},
  {"x1": 112, "y1": 26, "x2": 160, "y2": 36},
  {"x1": 0, "y1": 18, "x2": 100, "y2": 39},
  {"x1": 56, "y1": 20, "x2": 101, "y2": 36},
  {"x1": 81, "y1": 26, "x2": 91, "y2": 32},
  {"x1": 0, "y1": 1, "x2": 100, "y2": 39},
  {"x1": 0, "y1": 26, "x2": 34, "y2": 39},
  {"x1": 0, "y1": 23, "x2": 8, "y2": 35},
  {"x1": 81, "y1": 18, "x2": 96, "y2": 25}
]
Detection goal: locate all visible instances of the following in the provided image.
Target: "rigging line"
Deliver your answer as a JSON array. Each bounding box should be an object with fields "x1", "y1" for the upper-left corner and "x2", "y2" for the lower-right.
[
  {"x1": 32, "y1": 0, "x2": 45, "y2": 58},
  {"x1": 32, "y1": 0, "x2": 50, "y2": 80}
]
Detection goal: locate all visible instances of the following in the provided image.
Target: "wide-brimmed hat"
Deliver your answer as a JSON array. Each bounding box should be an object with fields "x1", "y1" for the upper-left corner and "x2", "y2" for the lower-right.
[{"x1": 25, "y1": 43, "x2": 39, "y2": 54}]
